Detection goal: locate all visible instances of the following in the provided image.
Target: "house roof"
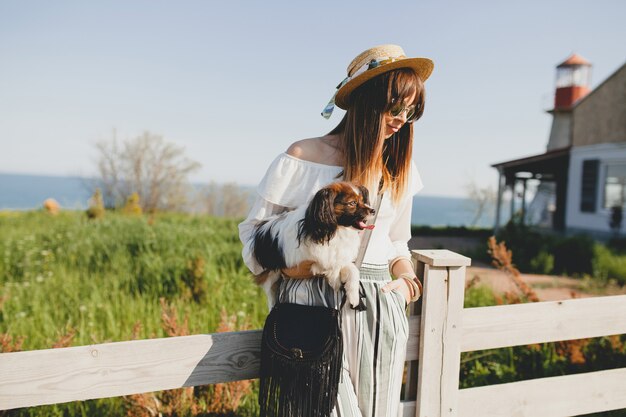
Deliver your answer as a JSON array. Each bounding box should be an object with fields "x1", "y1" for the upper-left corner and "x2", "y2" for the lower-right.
[
  {"x1": 491, "y1": 146, "x2": 571, "y2": 185},
  {"x1": 557, "y1": 53, "x2": 591, "y2": 68},
  {"x1": 491, "y1": 146, "x2": 571, "y2": 170}
]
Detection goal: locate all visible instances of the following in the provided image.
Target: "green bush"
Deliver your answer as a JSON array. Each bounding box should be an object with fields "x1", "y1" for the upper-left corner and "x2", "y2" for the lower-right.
[
  {"x1": 593, "y1": 244, "x2": 626, "y2": 286},
  {"x1": 411, "y1": 225, "x2": 492, "y2": 238},
  {"x1": 464, "y1": 284, "x2": 497, "y2": 308},
  {"x1": 495, "y1": 221, "x2": 601, "y2": 277},
  {"x1": 495, "y1": 218, "x2": 626, "y2": 284},
  {"x1": 529, "y1": 250, "x2": 554, "y2": 275},
  {"x1": 607, "y1": 236, "x2": 626, "y2": 255},
  {"x1": 495, "y1": 220, "x2": 554, "y2": 273},
  {"x1": 552, "y1": 235, "x2": 595, "y2": 277},
  {"x1": 86, "y1": 189, "x2": 105, "y2": 220},
  {"x1": 463, "y1": 241, "x2": 493, "y2": 265}
]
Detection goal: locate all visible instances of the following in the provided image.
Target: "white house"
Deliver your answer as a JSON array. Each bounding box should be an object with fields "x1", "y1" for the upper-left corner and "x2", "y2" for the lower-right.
[{"x1": 492, "y1": 55, "x2": 626, "y2": 238}]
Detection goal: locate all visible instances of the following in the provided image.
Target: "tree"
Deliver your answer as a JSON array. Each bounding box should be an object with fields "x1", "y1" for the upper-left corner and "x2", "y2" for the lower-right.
[
  {"x1": 195, "y1": 181, "x2": 251, "y2": 218},
  {"x1": 93, "y1": 131, "x2": 201, "y2": 212},
  {"x1": 464, "y1": 179, "x2": 496, "y2": 227},
  {"x1": 221, "y1": 182, "x2": 251, "y2": 218},
  {"x1": 199, "y1": 181, "x2": 220, "y2": 216}
]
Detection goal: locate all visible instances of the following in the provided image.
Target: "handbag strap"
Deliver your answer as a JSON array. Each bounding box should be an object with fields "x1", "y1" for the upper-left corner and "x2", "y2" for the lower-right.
[
  {"x1": 353, "y1": 189, "x2": 384, "y2": 269},
  {"x1": 337, "y1": 187, "x2": 383, "y2": 312}
]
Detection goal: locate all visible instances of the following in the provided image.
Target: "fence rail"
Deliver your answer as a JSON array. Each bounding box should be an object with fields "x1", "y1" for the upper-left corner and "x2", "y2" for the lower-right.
[
  {"x1": 458, "y1": 367, "x2": 626, "y2": 417},
  {"x1": 2, "y1": 249, "x2": 626, "y2": 416},
  {"x1": 461, "y1": 294, "x2": 626, "y2": 352}
]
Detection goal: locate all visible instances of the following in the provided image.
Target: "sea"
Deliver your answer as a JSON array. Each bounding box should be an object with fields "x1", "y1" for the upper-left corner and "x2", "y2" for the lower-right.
[{"x1": 0, "y1": 173, "x2": 509, "y2": 228}]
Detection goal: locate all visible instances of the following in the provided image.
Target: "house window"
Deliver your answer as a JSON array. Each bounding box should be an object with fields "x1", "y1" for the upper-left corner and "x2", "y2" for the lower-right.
[{"x1": 603, "y1": 164, "x2": 626, "y2": 209}]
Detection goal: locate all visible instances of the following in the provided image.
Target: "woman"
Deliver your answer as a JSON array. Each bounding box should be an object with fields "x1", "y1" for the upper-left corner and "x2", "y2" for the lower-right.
[{"x1": 239, "y1": 44, "x2": 433, "y2": 417}]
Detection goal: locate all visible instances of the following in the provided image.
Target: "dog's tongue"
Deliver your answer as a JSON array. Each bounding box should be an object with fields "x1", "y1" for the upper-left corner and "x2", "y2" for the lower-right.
[{"x1": 358, "y1": 221, "x2": 375, "y2": 230}]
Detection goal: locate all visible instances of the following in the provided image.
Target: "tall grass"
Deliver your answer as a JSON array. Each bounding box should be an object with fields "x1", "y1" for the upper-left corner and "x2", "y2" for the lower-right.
[
  {"x1": 0, "y1": 210, "x2": 264, "y2": 416},
  {"x1": 0, "y1": 211, "x2": 266, "y2": 350}
]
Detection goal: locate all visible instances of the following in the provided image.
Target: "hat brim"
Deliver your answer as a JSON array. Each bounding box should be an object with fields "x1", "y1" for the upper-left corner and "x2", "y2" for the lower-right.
[{"x1": 334, "y1": 57, "x2": 434, "y2": 110}]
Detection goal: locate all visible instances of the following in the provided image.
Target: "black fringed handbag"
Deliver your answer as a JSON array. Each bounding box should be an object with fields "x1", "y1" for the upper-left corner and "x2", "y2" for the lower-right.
[
  {"x1": 258, "y1": 302, "x2": 343, "y2": 417},
  {"x1": 258, "y1": 189, "x2": 383, "y2": 417}
]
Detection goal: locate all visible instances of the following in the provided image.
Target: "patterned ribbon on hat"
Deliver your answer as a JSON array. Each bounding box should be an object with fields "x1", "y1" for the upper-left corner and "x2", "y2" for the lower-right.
[{"x1": 321, "y1": 55, "x2": 406, "y2": 119}]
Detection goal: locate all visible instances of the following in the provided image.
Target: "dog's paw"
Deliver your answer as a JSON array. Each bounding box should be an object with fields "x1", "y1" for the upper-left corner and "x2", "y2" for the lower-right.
[
  {"x1": 345, "y1": 285, "x2": 363, "y2": 310},
  {"x1": 345, "y1": 280, "x2": 367, "y2": 310}
]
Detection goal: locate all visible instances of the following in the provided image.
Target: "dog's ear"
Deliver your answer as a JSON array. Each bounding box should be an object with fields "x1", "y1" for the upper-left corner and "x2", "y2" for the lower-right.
[
  {"x1": 358, "y1": 185, "x2": 370, "y2": 205},
  {"x1": 299, "y1": 187, "x2": 338, "y2": 244},
  {"x1": 307, "y1": 187, "x2": 337, "y2": 225}
]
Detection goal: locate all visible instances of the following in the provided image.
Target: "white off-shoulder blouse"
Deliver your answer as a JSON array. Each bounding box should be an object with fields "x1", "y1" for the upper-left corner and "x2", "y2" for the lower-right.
[{"x1": 238, "y1": 152, "x2": 424, "y2": 276}]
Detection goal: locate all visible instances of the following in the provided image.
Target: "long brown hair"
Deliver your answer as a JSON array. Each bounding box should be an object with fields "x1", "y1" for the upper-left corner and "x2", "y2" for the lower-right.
[{"x1": 328, "y1": 68, "x2": 425, "y2": 204}]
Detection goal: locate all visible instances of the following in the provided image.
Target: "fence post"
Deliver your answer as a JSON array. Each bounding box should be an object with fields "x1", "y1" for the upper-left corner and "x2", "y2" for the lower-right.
[{"x1": 411, "y1": 249, "x2": 470, "y2": 417}]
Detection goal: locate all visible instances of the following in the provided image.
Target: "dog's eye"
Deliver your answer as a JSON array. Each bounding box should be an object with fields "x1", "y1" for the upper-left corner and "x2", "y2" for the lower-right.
[{"x1": 347, "y1": 201, "x2": 357, "y2": 207}]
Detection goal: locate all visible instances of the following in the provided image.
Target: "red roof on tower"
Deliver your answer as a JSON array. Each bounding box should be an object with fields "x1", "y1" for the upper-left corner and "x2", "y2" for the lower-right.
[{"x1": 557, "y1": 53, "x2": 591, "y2": 67}]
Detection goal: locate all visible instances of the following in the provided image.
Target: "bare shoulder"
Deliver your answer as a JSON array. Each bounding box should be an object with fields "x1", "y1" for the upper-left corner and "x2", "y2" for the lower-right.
[
  {"x1": 285, "y1": 135, "x2": 342, "y2": 166},
  {"x1": 285, "y1": 138, "x2": 321, "y2": 160}
]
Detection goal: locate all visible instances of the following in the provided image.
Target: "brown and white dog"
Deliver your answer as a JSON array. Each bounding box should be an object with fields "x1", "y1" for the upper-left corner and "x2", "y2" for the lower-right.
[{"x1": 252, "y1": 181, "x2": 376, "y2": 309}]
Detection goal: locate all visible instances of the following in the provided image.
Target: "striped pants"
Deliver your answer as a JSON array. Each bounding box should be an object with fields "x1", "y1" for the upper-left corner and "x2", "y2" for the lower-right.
[{"x1": 277, "y1": 263, "x2": 409, "y2": 417}]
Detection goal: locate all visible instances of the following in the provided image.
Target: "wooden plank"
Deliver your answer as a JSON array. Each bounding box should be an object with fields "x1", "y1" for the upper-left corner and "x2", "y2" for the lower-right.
[
  {"x1": 461, "y1": 294, "x2": 626, "y2": 352},
  {"x1": 415, "y1": 265, "x2": 450, "y2": 417},
  {"x1": 0, "y1": 330, "x2": 261, "y2": 410},
  {"x1": 458, "y1": 367, "x2": 626, "y2": 417},
  {"x1": 404, "y1": 255, "x2": 425, "y2": 401},
  {"x1": 0, "y1": 318, "x2": 423, "y2": 412},
  {"x1": 439, "y1": 265, "x2": 466, "y2": 417},
  {"x1": 412, "y1": 249, "x2": 472, "y2": 267}
]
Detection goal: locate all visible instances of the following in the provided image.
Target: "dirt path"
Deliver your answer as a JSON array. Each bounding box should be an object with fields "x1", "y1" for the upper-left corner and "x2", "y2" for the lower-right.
[
  {"x1": 409, "y1": 235, "x2": 626, "y2": 301},
  {"x1": 466, "y1": 265, "x2": 592, "y2": 301}
]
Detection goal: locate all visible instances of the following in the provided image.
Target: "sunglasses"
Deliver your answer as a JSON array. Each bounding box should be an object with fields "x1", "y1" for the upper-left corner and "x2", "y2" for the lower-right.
[{"x1": 388, "y1": 102, "x2": 418, "y2": 123}]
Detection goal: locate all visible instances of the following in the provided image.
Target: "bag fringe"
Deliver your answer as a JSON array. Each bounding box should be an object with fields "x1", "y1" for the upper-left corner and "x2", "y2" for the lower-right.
[{"x1": 259, "y1": 333, "x2": 343, "y2": 417}]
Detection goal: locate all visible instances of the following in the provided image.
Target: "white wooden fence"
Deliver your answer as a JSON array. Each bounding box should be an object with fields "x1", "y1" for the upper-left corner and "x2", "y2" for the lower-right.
[{"x1": 2, "y1": 249, "x2": 626, "y2": 416}]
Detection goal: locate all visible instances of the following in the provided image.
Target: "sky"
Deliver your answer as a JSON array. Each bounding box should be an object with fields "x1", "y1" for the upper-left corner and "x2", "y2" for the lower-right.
[{"x1": 1, "y1": 0, "x2": 625, "y2": 197}]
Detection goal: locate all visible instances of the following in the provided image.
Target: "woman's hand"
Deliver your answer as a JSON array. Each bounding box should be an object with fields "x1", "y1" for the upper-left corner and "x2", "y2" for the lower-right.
[
  {"x1": 381, "y1": 278, "x2": 412, "y2": 304},
  {"x1": 281, "y1": 260, "x2": 315, "y2": 279}
]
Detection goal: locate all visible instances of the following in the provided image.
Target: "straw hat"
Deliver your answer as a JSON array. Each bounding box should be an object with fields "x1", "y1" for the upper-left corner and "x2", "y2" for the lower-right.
[{"x1": 321, "y1": 44, "x2": 434, "y2": 118}]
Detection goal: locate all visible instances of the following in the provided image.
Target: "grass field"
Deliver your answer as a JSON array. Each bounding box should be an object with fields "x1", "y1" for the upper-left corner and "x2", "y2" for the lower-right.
[
  {"x1": 2, "y1": 210, "x2": 626, "y2": 416},
  {"x1": 0, "y1": 210, "x2": 265, "y2": 416}
]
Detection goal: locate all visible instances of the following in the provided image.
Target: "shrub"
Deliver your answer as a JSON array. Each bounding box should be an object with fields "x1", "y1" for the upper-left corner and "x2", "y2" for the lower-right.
[
  {"x1": 592, "y1": 244, "x2": 626, "y2": 286},
  {"x1": 411, "y1": 225, "x2": 492, "y2": 238},
  {"x1": 552, "y1": 235, "x2": 595, "y2": 277},
  {"x1": 496, "y1": 221, "x2": 597, "y2": 277},
  {"x1": 464, "y1": 284, "x2": 497, "y2": 308},
  {"x1": 529, "y1": 250, "x2": 554, "y2": 275},
  {"x1": 86, "y1": 189, "x2": 105, "y2": 220},
  {"x1": 122, "y1": 192, "x2": 143, "y2": 216},
  {"x1": 495, "y1": 221, "x2": 554, "y2": 273},
  {"x1": 606, "y1": 236, "x2": 626, "y2": 255}
]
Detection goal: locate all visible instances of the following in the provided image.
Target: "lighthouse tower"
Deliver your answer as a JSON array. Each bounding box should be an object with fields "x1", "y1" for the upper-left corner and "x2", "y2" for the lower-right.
[
  {"x1": 527, "y1": 54, "x2": 592, "y2": 226},
  {"x1": 547, "y1": 54, "x2": 592, "y2": 150}
]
